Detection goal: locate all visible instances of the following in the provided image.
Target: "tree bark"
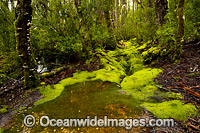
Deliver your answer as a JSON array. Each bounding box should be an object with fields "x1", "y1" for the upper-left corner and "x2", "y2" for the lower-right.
[
  {"x1": 155, "y1": 0, "x2": 168, "y2": 25},
  {"x1": 15, "y1": 0, "x2": 39, "y2": 89},
  {"x1": 103, "y1": 0, "x2": 112, "y2": 29},
  {"x1": 121, "y1": 0, "x2": 127, "y2": 28},
  {"x1": 75, "y1": 0, "x2": 83, "y2": 23},
  {"x1": 176, "y1": 0, "x2": 185, "y2": 58},
  {"x1": 115, "y1": 0, "x2": 119, "y2": 29}
]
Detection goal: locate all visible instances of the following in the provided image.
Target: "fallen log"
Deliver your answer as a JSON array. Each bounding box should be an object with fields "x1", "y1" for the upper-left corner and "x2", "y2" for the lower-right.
[{"x1": 39, "y1": 65, "x2": 69, "y2": 79}]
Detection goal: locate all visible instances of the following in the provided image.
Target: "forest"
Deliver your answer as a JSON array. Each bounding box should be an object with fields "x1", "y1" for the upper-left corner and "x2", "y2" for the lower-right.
[{"x1": 0, "y1": 0, "x2": 199, "y2": 132}]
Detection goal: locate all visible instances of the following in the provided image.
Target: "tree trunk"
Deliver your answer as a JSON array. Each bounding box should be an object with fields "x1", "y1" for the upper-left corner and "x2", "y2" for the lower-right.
[
  {"x1": 115, "y1": 0, "x2": 119, "y2": 29},
  {"x1": 176, "y1": 0, "x2": 185, "y2": 58},
  {"x1": 155, "y1": 0, "x2": 168, "y2": 25},
  {"x1": 104, "y1": 0, "x2": 112, "y2": 29},
  {"x1": 15, "y1": 0, "x2": 40, "y2": 89},
  {"x1": 75, "y1": 0, "x2": 83, "y2": 23},
  {"x1": 146, "y1": 0, "x2": 153, "y2": 22},
  {"x1": 121, "y1": 0, "x2": 127, "y2": 28}
]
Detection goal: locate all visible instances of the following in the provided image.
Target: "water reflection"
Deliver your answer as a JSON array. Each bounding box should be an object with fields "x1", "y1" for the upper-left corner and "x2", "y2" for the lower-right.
[{"x1": 9, "y1": 81, "x2": 149, "y2": 132}]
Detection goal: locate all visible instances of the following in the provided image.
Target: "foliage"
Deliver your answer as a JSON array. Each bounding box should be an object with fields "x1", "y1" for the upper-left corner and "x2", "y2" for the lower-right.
[
  {"x1": 184, "y1": 0, "x2": 200, "y2": 39},
  {"x1": 0, "y1": 52, "x2": 22, "y2": 85},
  {"x1": 0, "y1": 105, "x2": 8, "y2": 113},
  {"x1": 0, "y1": 0, "x2": 199, "y2": 87},
  {"x1": 0, "y1": 1, "x2": 22, "y2": 85},
  {"x1": 0, "y1": 1, "x2": 16, "y2": 54}
]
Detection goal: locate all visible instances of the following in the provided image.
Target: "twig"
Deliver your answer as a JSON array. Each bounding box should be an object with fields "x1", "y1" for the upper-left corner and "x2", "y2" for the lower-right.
[
  {"x1": 190, "y1": 86, "x2": 200, "y2": 89},
  {"x1": 155, "y1": 85, "x2": 170, "y2": 92},
  {"x1": 167, "y1": 65, "x2": 179, "y2": 74},
  {"x1": 192, "y1": 65, "x2": 198, "y2": 72},
  {"x1": 183, "y1": 86, "x2": 200, "y2": 98}
]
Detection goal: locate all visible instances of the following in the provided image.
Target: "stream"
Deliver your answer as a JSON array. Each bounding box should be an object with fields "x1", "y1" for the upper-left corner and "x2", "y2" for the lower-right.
[
  {"x1": 1, "y1": 41, "x2": 199, "y2": 132},
  {"x1": 8, "y1": 81, "x2": 150, "y2": 132}
]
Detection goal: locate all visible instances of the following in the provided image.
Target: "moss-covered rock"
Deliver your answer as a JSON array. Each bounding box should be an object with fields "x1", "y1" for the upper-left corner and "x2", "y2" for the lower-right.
[
  {"x1": 121, "y1": 68, "x2": 162, "y2": 90},
  {"x1": 120, "y1": 68, "x2": 162, "y2": 101},
  {"x1": 142, "y1": 100, "x2": 198, "y2": 121},
  {"x1": 34, "y1": 84, "x2": 64, "y2": 105},
  {"x1": 93, "y1": 69, "x2": 122, "y2": 83}
]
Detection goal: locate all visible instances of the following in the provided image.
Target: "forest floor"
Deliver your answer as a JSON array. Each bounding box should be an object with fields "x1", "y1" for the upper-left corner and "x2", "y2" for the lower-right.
[
  {"x1": 0, "y1": 40, "x2": 199, "y2": 132},
  {"x1": 153, "y1": 40, "x2": 200, "y2": 132}
]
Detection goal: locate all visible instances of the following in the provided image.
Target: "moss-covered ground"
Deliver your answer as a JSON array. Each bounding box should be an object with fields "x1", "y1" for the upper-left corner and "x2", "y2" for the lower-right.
[{"x1": 5, "y1": 40, "x2": 199, "y2": 132}]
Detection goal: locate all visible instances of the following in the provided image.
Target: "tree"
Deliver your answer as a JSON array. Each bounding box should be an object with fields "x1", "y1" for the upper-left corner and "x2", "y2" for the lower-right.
[
  {"x1": 176, "y1": 0, "x2": 185, "y2": 58},
  {"x1": 155, "y1": 0, "x2": 168, "y2": 25},
  {"x1": 121, "y1": 0, "x2": 127, "y2": 28},
  {"x1": 115, "y1": 0, "x2": 119, "y2": 28},
  {"x1": 15, "y1": 0, "x2": 39, "y2": 89},
  {"x1": 0, "y1": 0, "x2": 16, "y2": 53}
]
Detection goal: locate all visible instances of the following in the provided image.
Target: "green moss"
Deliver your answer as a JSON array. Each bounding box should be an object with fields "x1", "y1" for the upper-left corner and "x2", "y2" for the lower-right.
[
  {"x1": 123, "y1": 41, "x2": 132, "y2": 48},
  {"x1": 19, "y1": 106, "x2": 26, "y2": 111},
  {"x1": 93, "y1": 69, "x2": 122, "y2": 83},
  {"x1": 121, "y1": 68, "x2": 162, "y2": 90},
  {"x1": 142, "y1": 47, "x2": 160, "y2": 58},
  {"x1": 52, "y1": 71, "x2": 56, "y2": 74},
  {"x1": 157, "y1": 92, "x2": 183, "y2": 100},
  {"x1": 119, "y1": 59, "x2": 129, "y2": 68},
  {"x1": 86, "y1": 58, "x2": 93, "y2": 64},
  {"x1": 120, "y1": 46, "x2": 138, "y2": 57},
  {"x1": 128, "y1": 85, "x2": 159, "y2": 101},
  {"x1": 0, "y1": 128, "x2": 3, "y2": 133},
  {"x1": 166, "y1": 92, "x2": 183, "y2": 99},
  {"x1": 40, "y1": 82, "x2": 45, "y2": 85},
  {"x1": 107, "y1": 51, "x2": 119, "y2": 57},
  {"x1": 41, "y1": 72, "x2": 49, "y2": 76},
  {"x1": 34, "y1": 84, "x2": 65, "y2": 105},
  {"x1": 128, "y1": 57, "x2": 143, "y2": 65},
  {"x1": 54, "y1": 67, "x2": 63, "y2": 71},
  {"x1": 142, "y1": 100, "x2": 199, "y2": 121},
  {"x1": 0, "y1": 105, "x2": 8, "y2": 113},
  {"x1": 120, "y1": 68, "x2": 162, "y2": 101},
  {"x1": 137, "y1": 43, "x2": 147, "y2": 50},
  {"x1": 130, "y1": 64, "x2": 144, "y2": 73},
  {"x1": 60, "y1": 71, "x2": 95, "y2": 86},
  {"x1": 128, "y1": 57, "x2": 144, "y2": 73}
]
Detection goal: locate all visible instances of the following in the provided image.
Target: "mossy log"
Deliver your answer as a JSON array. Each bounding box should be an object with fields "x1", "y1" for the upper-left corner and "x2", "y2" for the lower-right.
[
  {"x1": 40, "y1": 66, "x2": 69, "y2": 79},
  {"x1": 15, "y1": 0, "x2": 39, "y2": 89}
]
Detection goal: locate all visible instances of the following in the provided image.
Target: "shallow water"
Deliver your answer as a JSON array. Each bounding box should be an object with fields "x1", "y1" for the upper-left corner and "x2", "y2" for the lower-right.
[{"x1": 8, "y1": 81, "x2": 150, "y2": 132}]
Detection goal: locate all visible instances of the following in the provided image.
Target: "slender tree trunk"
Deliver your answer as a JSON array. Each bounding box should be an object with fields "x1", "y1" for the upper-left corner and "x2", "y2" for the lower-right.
[
  {"x1": 75, "y1": 0, "x2": 83, "y2": 23},
  {"x1": 115, "y1": 0, "x2": 119, "y2": 29},
  {"x1": 15, "y1": 0, "x2": 39, "y2": 89},
  {"x1": 155, "y1": 0, "x2": 168, "y2": 25},
  {"x1": 104, "y1": 0, "x2": 112, "y2": 29},
  {"x1": 127, "y1": 0, "x2": 130, "y2": 12},
  {"x1": 145, "y1": 0, "x2": 153, "y2": 22},
  {"x1": 121, "y1": 0, "x2": 126, "y2": 28},
  {"x1": 176, "y1": 0, "x2": 185, "y2": 58}
]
